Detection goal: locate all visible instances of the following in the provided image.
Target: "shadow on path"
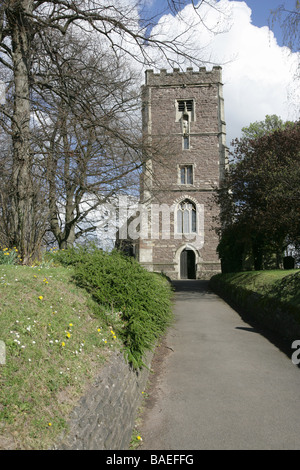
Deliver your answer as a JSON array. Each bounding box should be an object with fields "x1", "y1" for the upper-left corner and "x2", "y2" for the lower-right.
[
  {"x1": 170, "y1": 280, "x2": 219, "y2": 302},
  {"x1": 170, "y1": 279, "x2": 296, "y2": 363}
]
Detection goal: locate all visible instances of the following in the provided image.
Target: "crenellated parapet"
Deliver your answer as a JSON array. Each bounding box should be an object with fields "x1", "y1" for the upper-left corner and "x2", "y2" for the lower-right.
[{"x1": 144, "y1": 66, "x2": 223, "y2": 87}]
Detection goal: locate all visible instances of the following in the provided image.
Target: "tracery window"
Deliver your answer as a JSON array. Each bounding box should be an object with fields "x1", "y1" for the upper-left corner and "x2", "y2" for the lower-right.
[{"x1": 177, "y1": 200, "x2": 197, "y2": 234}]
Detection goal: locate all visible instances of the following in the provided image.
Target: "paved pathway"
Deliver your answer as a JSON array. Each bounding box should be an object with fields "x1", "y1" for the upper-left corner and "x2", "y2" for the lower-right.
[{"x1": 138, "y1": 280, "x2": 300, "y2": 450}]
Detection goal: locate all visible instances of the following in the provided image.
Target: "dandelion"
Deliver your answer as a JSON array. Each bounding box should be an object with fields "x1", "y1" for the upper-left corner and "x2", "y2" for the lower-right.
[
  {"x1": 38, "y1": 296, "x2": 43, "y2": 300},
  {"x1": 66, "y1": 332, "x2": 71, "y2": 339},
  {"x1": 48, "y1": 423, "x2": 52, "y2": 427},
  {"x1": 61, "y1": 342, "x2": 65, "y2": 347},
  {"x1": 137, "y1": 436, "x2": 142, "y2": 441},
  {"x1": 97, "y1": 328, "x2": 101, "y2": 332},
  {"x1": 69, "y1": 323, "x2": 73, "y2": 327}
]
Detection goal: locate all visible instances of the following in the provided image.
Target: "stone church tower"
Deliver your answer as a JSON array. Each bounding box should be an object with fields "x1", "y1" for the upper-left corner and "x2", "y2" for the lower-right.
[{"x1": 137, "y1": 67, "x2": 227, "y2": 279}]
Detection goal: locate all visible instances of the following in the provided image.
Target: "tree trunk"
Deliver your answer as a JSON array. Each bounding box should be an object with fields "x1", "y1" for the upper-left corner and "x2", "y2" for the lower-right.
[
  {"x1": 7, "y1": 0, "x2": 33, "y2": 263},
  {"x1": 252, "y1": 236, "x2": 264, "y2": 271}
]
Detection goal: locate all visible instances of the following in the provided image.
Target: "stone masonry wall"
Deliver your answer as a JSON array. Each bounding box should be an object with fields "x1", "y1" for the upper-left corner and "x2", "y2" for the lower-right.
[
  {"x1": 53, "y1": 350, "x2": 153, "y2": 450},
  {"x1": 139, "y1": 66, "x2": 227, "y2": 279}
]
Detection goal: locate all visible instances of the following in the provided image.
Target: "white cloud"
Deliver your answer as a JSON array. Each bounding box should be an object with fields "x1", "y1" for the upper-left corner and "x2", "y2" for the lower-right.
[{"x1": 145, "y1": 0, "x2": 300, "y2": 145}]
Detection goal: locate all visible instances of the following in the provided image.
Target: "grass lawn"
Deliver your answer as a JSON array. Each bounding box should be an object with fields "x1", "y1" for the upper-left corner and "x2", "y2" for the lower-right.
[
  {"x1": 216, "y1": 269, "x2": 298, "y2": 289},
  {"x1": 0, "y1": 264, "x2": 122, "y2": 450},
  {"x1": 210, "y1": 269, "x2": 300, "y2": 322}
]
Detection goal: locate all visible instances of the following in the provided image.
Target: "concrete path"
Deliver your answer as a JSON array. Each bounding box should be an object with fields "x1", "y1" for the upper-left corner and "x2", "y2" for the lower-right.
[{"x1": 138, "y1": 280, "x2": 300, "y2": 450}]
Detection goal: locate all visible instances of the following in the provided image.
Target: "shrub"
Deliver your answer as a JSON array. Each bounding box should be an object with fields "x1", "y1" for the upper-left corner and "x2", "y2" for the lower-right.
[{"x1": 52, "y1": 246, "x2": 173, "y2": 368}]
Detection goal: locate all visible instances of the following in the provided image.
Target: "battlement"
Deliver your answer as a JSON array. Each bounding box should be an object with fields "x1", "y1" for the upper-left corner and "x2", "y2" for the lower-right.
[{"x1": 145, "y1": 66, "x2": 222, "y2": 87}]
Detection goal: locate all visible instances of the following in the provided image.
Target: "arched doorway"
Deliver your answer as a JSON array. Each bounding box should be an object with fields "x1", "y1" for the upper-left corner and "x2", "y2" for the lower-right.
[{"x1": 180, "y1": 249, "x2": 196, "y2": 279}]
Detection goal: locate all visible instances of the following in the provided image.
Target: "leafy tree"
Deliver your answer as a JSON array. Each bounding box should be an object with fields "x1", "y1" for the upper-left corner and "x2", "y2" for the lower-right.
[
  {"x1": 216, "y1": 119, "x2": 300, "y2": 272},
  {"x1": 241, "y1": 114, "x2": 294, "y2": 140}
]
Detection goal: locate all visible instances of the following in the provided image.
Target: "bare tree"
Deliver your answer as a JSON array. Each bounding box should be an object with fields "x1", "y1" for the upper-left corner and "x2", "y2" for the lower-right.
[
  {"x1": 0, "y1": 0, "x2": 227, "y2": 262},
  {"x1": 270, "y1": 1, "x2": 300, "y2": 52},
  {"x1": 31, "y1": 30, "x2": 145, "y2": 249}
]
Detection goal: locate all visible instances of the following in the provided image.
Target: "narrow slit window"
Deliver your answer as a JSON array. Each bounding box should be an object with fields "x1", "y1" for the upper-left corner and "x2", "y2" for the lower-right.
[{"x1": 183, "y1": 136, "x2": 190, "y2": 149}]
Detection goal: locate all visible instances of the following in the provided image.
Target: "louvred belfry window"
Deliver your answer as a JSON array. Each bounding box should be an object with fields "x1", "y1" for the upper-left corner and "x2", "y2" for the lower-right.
[{"x1": 178, "y1": 100, "x2": 193, "y2": 113}]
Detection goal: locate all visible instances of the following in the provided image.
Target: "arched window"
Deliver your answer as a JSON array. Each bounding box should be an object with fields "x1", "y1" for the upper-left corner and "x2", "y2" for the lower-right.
[{"x1": 177, "y1": 200, "x2": 196, "y2": 234}]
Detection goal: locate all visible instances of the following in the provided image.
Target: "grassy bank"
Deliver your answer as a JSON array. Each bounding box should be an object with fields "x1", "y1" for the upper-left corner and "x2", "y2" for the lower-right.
[
  {"x1": 0, "y1": 248, "x2": 173, "y2": 450},
  {"x1": 0, "y1": 264, "x2": 118, "y2": 449},
  {"x1": 209, "y1": 270, "x2": 300, "y2": 341}
]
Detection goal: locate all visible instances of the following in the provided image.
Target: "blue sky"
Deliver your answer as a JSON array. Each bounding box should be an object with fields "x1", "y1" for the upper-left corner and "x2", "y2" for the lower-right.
[
  {"x1": 139, "y1": 0, "x2": 299, "y2": 143},
  {"x1": 142, "y1": 0, "x2": 295, "y2": 47}
]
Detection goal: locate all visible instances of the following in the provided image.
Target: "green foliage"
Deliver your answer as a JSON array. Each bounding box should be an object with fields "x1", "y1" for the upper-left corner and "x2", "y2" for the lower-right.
[
  {"x1": 0, "y1": 247, "x2": 19, "y2": 265},
  {"x1": 241, "y1": 114, "x2": 293, "y2": 139},
  {"x1": 210, "y1": 270, "x2": 300, "y2": 340},
  {"x1": 52, "y1": 246, "x2": 173, "y2": 369},
  {"x1": 217, "y1": 119, "x2": 300, "y2": 271},
  {"x1": 217, "y1": 225, "x2": 246, "y2": 273}
]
